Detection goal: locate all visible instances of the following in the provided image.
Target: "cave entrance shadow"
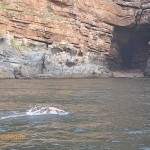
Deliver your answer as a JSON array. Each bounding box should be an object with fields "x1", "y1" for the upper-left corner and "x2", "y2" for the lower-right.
[{"x1": 109, "y1": 25, "x2": 150, "y2": 72}]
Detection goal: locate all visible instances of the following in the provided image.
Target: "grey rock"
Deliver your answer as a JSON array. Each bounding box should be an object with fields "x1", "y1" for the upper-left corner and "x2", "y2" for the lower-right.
[
  {"x1": 0, "y1": 63, "x2": 15, "y2": 79},
  {"x1": 4, "y1": 34, "x2": 14, "y2": 45},
  {"x1": 0, "y1": 37, "x2": 112, "y2": 78}
]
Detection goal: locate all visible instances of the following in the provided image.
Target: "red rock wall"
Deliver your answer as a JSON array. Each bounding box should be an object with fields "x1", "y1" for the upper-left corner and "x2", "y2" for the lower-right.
[
  {"x1": 0, "y1": 0, "x2": 137, "y2": 53},
  {"x1": 0, "y1": 0, "x2": 149, "y2": 74}
]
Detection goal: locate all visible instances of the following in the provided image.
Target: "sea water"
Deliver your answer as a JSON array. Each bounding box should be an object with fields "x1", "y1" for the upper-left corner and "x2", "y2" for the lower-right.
[{"x1": 0, "y1": 78, "x2": 150, "y2": 150}]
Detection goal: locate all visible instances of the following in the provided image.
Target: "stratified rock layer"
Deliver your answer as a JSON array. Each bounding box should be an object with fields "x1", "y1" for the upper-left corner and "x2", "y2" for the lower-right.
[{"x1": 0, "y1": 0, "x2": 149, "y2": 78}]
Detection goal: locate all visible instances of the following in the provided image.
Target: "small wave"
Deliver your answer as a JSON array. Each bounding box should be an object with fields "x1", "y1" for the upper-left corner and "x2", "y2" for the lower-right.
[
  {"x1": 140, "y1": 147, "x2": 150, "y2": 150},
  {"x1": 126, "y1": 130, "x2": 144, "y2": 135},
  {"x1": 0, "y1": 106, "x2": 69, "y2": 120}
]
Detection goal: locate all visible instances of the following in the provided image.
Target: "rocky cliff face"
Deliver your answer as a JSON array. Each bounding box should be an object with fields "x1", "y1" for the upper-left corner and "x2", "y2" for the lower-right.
[{"x1": 0, "y1": 0, "x2": 149, "y2": 78}]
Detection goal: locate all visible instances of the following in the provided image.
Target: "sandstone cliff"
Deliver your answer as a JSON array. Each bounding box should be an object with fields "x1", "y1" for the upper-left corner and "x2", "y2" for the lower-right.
[{"x1": 0, "y1": 0, "x2": 149, "y2": 78}]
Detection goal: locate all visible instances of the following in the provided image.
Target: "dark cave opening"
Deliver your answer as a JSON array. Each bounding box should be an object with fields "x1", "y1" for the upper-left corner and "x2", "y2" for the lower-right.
[
  {"x1": 120, "y1": 36, "x2": 135, "y2": 69},
  {"x1": 109, "y1": 25, "x2": 150, "y2": 72}
]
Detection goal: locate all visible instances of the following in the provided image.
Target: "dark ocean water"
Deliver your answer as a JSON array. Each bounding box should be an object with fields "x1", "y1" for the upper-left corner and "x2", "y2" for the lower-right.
[{"x1": 0, "y1": 78, "x2": 150, "y2": 150}]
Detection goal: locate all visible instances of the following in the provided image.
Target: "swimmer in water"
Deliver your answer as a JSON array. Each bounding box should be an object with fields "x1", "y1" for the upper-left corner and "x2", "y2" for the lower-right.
[{"x1": 46, "y1": 107, "x2": 66, "y2": 114}]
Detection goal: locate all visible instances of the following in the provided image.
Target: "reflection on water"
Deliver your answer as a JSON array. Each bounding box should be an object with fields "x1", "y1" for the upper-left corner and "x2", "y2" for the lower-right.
[{"x1": 0, "y1": 78, "x2": 150, "y2": 150}]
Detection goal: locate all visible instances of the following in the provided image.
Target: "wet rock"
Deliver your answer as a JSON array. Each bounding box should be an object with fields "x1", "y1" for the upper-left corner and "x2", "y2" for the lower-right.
[
  {"x1": 0, "y1": 64, "x2": 15, "y2": 79},
  {"x1": 145, "y1": 58, "x2": 150, "y2": 77},
  {"x1": 14, "y1": 65, "x2": 29, "y2": 79},
  {"x1": 113, "y1": 69, "x2": 144, "y2": 78}
]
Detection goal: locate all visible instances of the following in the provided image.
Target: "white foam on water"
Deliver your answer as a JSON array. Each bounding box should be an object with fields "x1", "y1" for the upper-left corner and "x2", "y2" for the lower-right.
[
  {"x1": 0, "y1": 106, "x2": 69, "y2": 120},
  {"x1": 0, "y1": 111, "x2": 26, "y2": 120},
  {"x1": 26, "y1": 106, "x2": 69, "y2": 116}
]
